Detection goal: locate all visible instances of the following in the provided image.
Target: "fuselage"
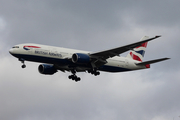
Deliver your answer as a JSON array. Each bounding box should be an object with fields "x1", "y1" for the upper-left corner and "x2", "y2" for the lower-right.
[
  {"x1": 9, "y1": 43, "x2": 147, "y2": 72},
  {"x1": 9, "y1": 36, "x2": 170, "y2": 82}
]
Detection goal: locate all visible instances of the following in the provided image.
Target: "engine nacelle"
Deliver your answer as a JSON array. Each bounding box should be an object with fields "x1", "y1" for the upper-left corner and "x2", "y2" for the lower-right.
[
  {"x1": 38, "y1": 64, "x2": 57, "y2": 75},
  {"x1": 72, "y1": 53, "x2": 90, "y2": 64}
]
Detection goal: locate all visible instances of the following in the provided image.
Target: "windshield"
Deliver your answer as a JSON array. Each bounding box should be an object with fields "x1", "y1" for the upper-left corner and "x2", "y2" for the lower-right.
[{"x1": 12, "y1": 46, "x2": 19, "y2": 48}]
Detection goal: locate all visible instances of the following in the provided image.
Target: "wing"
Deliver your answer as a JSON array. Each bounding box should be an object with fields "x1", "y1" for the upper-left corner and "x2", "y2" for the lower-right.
[
  {"x1": 89, "y1": 36, "x2": 161, "y2": 67},
  {"x1": 90, "y1": 36, "x2": 161, "y2": 59}
]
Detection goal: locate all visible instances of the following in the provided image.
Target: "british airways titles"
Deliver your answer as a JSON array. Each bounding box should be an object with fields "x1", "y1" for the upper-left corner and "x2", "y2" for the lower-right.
[{"x1": 35, "y1": 50, "x2": 62, "y2": 58}]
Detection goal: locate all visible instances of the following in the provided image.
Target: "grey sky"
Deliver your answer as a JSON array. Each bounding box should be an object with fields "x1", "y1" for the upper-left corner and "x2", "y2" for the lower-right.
[{"x1": 0, "y1": 0, "x2": 179, "y2": 120}]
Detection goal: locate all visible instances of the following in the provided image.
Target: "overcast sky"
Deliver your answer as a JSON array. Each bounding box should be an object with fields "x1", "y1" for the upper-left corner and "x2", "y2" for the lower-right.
[{"x1": 0, "y1": 0, "x2": 179, "y2": 120}]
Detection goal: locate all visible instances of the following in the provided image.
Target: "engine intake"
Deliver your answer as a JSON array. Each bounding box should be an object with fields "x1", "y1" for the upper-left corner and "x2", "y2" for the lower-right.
[
  {"x1": 72, "y1": 53, "x2": 90, "y2": 64},
  {"x1": 38, "y1": 64, "x2": 57, "y2": 75}
]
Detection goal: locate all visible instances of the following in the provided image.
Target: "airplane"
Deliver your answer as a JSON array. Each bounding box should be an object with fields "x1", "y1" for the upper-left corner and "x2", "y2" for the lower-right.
[{"x1": 9, "y1": 35, "x2": 170, "y2": 82}]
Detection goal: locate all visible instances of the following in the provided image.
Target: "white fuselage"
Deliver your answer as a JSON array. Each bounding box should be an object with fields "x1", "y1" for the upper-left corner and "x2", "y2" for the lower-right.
[
  {"x1": 9, "y1": 36, "x2": 169, "y2": 81},
  {"x1": 9, "y1": 43, "x2": 147, "y2": 72}
]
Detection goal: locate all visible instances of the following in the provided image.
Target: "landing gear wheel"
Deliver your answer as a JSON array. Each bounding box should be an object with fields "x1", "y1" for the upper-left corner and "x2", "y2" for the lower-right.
[
  {"x1": 75, "y1": 77, "x2": 81, "y2": 82},
  {"x1": 22, "y1": 64, "x2": 26, "y2": 68},
  {"x1": 19, "y1": 58, "x2": 26, "y2": 69},
  {"x1": 68, "y1": 75, "x2": 81, "y2": 82},
  {"x1": 94, "y1": 71, "x2": 100, "y2": 76},
  {"x1": 68, "y1": 70, "x2": 81, "y2": 82},
  {"x1": 68, "y1": 75, "x2": 72, "y2": 79},
  {"x1": 77, "y1": 77, "x2": 81, "y2": 81},
  {"x1": 72, "y1": 76, "x2": 75, "y2": 80},
  {"x1": 88, "y1": 69, "x2": 100, "y2": 76}
]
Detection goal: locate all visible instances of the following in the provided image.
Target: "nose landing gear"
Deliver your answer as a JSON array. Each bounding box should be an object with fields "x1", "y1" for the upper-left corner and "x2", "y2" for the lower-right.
[
  {"x1": 22, "y1": 64, "x2": 26, "y2": 68},
  {"x1": 19, "y1": 58, "x2": 26, "y2": 68}
]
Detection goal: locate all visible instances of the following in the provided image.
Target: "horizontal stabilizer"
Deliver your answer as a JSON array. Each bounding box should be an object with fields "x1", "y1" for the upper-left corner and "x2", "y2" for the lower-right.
[{"x1": 136, "y1": 58, "x2": 170, "y2": 66}]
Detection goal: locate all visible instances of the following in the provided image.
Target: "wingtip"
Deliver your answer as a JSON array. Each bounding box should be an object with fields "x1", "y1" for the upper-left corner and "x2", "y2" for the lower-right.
[
  {"x1": 162, "y1": 58, "x2": 171, "y2": 61},
  {"x1": 165, "y1": 58, "x2": 171, "y2": 60},
  {"x1": 155, "y1": 35, "x2": 162, "y2": 38}
]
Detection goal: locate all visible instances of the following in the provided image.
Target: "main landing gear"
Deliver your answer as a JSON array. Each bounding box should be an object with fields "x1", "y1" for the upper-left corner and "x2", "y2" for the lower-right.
[
  {"x1": 88, "y1": 69, "x2": 100, "y2": 76},
  {"x1": 68, "y1": 75, "x2": 81, "y2": 82},
  {"x1": 68, "y1": 70, "x2": 81, "y2": 82},
  {"x1": 68, "y1": 69, "x2": 100, "y2": 82},
  {"x1": 19, "y1": 58, "x2": 26, "y2": 68}
]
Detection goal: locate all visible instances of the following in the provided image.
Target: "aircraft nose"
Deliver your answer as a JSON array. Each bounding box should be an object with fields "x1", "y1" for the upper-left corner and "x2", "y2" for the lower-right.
[{"x1": 9, "y1": 48, "x2": 14, "y2": 55}]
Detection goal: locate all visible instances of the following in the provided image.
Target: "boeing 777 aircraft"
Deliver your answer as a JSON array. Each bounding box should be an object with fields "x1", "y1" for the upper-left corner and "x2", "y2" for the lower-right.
[{"x1": 9, "y1": 36, "x2": 169, "y2": 82}]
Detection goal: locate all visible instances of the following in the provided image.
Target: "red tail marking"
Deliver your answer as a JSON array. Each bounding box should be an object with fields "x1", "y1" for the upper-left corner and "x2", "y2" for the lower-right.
[
  {"x1": 136, "y1": 42, "x2": 148, "y2": 49},
  {"x1": 130, "y1": 52, "x2": 142, "y2": 62}
]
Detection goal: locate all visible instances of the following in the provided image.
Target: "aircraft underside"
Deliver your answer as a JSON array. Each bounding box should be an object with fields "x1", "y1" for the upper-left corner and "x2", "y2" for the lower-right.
[{"x1": 11, "y1": 53, "x2": 131, "y2": 81}]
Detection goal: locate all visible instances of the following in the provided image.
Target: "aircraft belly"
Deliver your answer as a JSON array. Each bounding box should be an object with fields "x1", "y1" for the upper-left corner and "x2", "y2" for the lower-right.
[
  {"x1": 13, "y1": 54, "x2": 92, "y2": 70},
  {"x1": 12, "y1": 54, "x2": 143, "y2": 73},
  {"x1": 12, "y1": 54, "x2": 71, "y2": 65}
]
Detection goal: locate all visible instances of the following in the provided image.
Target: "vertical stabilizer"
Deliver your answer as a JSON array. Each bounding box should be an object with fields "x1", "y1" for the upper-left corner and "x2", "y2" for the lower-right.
[{"x1": 126, "y1": 36, "x2": 149, "y2": 62}]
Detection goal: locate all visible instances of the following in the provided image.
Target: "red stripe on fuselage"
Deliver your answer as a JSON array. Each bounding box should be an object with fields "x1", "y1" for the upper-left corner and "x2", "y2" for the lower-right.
[{"x1": 24, "y1": 46, "x2": 41, "y2": 48}]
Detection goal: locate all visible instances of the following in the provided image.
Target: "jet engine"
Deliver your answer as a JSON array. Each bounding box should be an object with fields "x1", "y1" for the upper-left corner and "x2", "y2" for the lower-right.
[
  {"x1": 72, "y1": 53, "x2": 90, "y2": 64},
  {"x1": 38, "y1": 64, "x2": 57, "y2": 75}
]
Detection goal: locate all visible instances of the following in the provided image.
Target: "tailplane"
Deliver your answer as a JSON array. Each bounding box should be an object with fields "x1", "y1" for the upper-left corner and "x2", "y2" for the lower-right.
[
  {"x1": 136, "y1": 58, "x2": 170, "y2": 66},
  {"x1": 126, "y1": 36, "x2": 149, "y2": 62}
]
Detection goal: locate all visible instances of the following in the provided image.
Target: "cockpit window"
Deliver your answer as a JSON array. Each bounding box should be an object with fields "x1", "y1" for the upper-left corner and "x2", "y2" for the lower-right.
[{"x1": 12, "y1": 46, "x2": 19, "y2": 48}]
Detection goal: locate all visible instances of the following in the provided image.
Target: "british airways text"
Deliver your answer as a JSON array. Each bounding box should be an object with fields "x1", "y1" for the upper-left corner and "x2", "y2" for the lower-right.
[{"x1": 35, "y1": 50, "x2": 62, "y2": 58}]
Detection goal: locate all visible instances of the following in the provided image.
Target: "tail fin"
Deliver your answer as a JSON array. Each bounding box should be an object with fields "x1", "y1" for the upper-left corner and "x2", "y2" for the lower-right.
[{"x1": 126, "y1": 36, "x2": 149, "y2": 62}]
